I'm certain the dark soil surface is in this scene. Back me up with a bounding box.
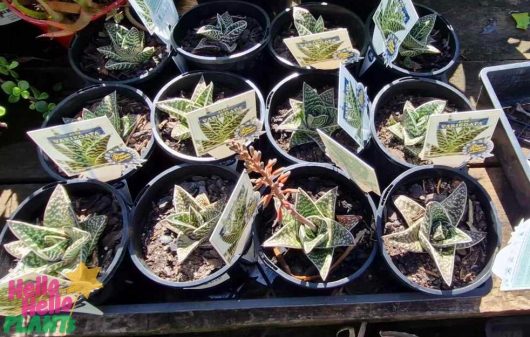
[505,102,530,146]
[270,85,359,163]
[273,19,358,65]
[79,19,168,81]
[383,178,489,290]
[375,95,459,165]
[395,28,453,72]
[261,175,374,283]
[142,175,235,282]
[180,15,264,57]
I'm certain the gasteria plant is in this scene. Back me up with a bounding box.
[275,83,338,150]
[161,186,224,262]
[97,22,155,71]
[156,76,214,141]
[195,11,248,53]
[3,185,107,278]
[229,142,368,281]
[382,182,486,286]
[293,7,325,36]
[399,14,441,59]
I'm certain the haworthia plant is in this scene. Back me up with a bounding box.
[399,14,440,58]
[430,124,489,156]
[162,186,224,262]
[97,22,155,71]
[3,185,107,279]
[70,91,138,140]
[387,99,447,157]
[382,182,487,286]
[156,76,214,141]
[52,133,113,173]
[195,12,247,53]
[263,187,363,281]
[275,82,339,150]
[293,7,325,36]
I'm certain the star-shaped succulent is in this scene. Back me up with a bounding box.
[194,12,248,53]
[382,182,487,286]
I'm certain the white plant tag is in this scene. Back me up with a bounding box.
[337,64,370,151]
[0,3,20,26]
[372,0,419,65]
[420,109,501,166]
[128,0,179,45]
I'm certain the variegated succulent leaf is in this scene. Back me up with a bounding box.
[196,11,247,53]
[43,184,78,229]
[399,14,441,58]
[293,7,325,36]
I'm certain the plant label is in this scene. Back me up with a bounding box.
[128,0,179,45]
[372,0,419,65]
[420,109,501,166]
[210,172,260,264]
[27,116,144,182]
[337,64,370,151]
[283,28,359,70]
[318,130,381,195]
[187,90,261,159]
[0,3,20,26]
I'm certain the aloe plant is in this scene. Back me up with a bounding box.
[293,7,325,36]
[430,124,489,156]
[97,22,155,71]
[52,133,112,174]
[263,187,363,280]
[387,99,447,156]
[382,182,486,286]
[3,185,107,279]
[162,186,224,262]
[194,12,247,53]
[399,14,440,58]
[156,76,214,141]
[275,82,338,150]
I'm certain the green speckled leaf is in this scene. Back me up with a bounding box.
[393,195,425,227]
[43,185,77,229]
[3,241,30,259]
[440,182,467,226]
[79,215,107,256]
[419,229,455,286]
[306,248,334,281]
[176,234,202,263]
[263,220,303,249]
[314,187,338,219]
[295,188,321,218]
[382,219,423,253]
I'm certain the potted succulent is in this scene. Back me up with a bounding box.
[231,143,377,289]
[152,71,265,164]
[268,3,367,83]
[69,15,174,90]
[0,180,129,304]
[377,166,501,295]
[171,1,270,80]
[37,84,154,183]
[266,72,365,164]
[369,77,473,185]
[129,164,254,290]
[197,0,291,18]
[5,0,126,46]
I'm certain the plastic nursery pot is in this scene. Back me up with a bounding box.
[268,2,367,83]
[69,17,175,92]
[368,77,473,187]
[255,162,378,290]
[196,0,291,19]
[129,164,249,291]
[300,0,380,21]
[5,0,126,48]
[152,70,266,164]
[38,84,155,184]
[361,4,460,94]
[171,1,270,80]
[0,180,130,304]
[265,71,370,165]
[376,165,501,296]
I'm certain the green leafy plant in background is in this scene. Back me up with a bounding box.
[162,186,224,262]
[399,14,440,60]
[430,124,489,156]
[97,22,155,71]
[196,108,248,153]
[293,7,325,36]
[195,12,247,53]
[156,76,214,141]
[382,182,486,286]
[3,185,107,279]
[52,133,113,173]
[275,82,338,150]
[387,99,446,157]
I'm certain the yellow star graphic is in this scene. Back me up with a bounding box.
[65,262,103,298]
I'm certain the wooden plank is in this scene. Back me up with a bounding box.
[0,142,52,184]
[0,184,44,228]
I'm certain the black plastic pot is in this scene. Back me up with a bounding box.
[152,70,265,164]
[267,2,367,84]
[360,4,460,95]
[368,77,473,188]
[197,0,290,19]
[376,165,501,296]
[129,164,251,291]
[171,1,270,84]
[69,18,176,95]
[38,84,155,185]
[300,0,380,21]
[0,180,130,304]
[255,162,378,290]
